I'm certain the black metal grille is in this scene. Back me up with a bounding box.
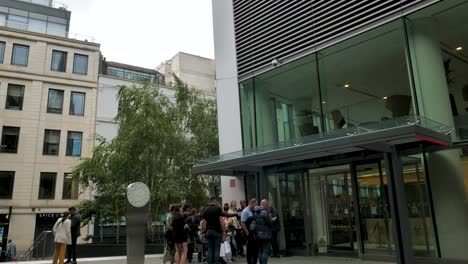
[233,0,434,77]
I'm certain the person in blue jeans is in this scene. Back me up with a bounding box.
[203,197,225,264]
[255,199,273,264]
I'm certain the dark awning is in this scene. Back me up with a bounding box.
[193,116,452,176]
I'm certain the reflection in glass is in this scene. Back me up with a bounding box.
[11,44,29,66]
[63,173,79,199]
[401,156,436,257]
[253,54,321,147]
[47,89,64,114]
[51,50,67,72]
[240,79,256,149]
[356,162,395,255]
[66,131,82,157]
[318,20,413,131]
[73,54,88,75]
[70,92,85,116]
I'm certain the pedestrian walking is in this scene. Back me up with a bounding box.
[241,198,259,264]
[172,204,189,264]
[256,199,273,264]
[53,212,71,264]
[270,207,280,258]
[203,197,225,264]
[66,207,81,264]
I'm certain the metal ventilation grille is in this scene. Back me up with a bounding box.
[233,0,430,77]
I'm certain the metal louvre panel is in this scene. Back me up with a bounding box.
[233,0,428,77]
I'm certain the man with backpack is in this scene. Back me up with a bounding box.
[255,200,273,264]
[241,198,258,264]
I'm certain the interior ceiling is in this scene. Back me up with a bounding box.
[260,26,410,110]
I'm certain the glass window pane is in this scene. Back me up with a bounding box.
[28,18,46,34]
[318,20,413,131]
[43,129,60,155]
[11,44,29,66]
[73,54,88,75]
[63,173,79,199]
[7,14,27,30]
[51,50,67,72]
[0,14,6,27]
[406,1,468,142]
[0,171,15,199]
[39,172,56,199]
[0,41,5,63]
[47,89,64,114]
[47,22,66,37]
[66,131,82,157]
[1,126,20,153]
[240,79,256,149]
[70,92,85,116]
[5,84,25,110]
[252,54,322,147]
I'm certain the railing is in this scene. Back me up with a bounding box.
[14,0,68,9]
[195,115,452,165]
[0,19,95,42]
[20,230,53,261]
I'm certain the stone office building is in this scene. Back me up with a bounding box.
[0,0,100,253]
[195,0,468,263]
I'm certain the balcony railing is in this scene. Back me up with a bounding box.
[15,0,68,9]
[0,19,95,42]
[195,115,452,165]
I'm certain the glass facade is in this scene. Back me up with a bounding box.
[107,67,165,85]
[240,20,414,149]
[0,6,67,37]
[236,0,468,261]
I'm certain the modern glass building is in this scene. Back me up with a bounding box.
[197,0,468,263]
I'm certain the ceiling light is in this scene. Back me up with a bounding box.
[456,47,463,51]
[322,101,326,104]
[383,96,388,100]
[344,84,350,88]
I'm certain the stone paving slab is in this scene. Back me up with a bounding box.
[6,254,395,264]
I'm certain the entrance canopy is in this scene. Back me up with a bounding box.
[193,116,452,176]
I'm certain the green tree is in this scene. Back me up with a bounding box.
[74,76,218,241]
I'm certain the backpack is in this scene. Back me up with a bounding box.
[254,209,272,241]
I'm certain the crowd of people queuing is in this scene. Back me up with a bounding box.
[162,197,281,264]
[51,207,82,264]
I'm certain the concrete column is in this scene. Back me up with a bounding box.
[212,0,245,202]
[408,18,468,259]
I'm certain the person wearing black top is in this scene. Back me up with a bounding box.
[270,207,281,258]
[203,197,225,264]
[172,204,189,264]
[66,207,81,264]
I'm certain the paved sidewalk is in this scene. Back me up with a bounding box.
[6,254,395,264]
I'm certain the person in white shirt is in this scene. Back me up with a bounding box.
[52,212,71,264]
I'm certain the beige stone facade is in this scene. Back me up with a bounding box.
[0,27,100,252]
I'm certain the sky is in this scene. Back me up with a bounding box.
[60,0,215,69]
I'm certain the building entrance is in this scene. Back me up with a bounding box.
[267,155,436,259]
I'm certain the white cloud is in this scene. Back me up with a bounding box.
[61,0,214,69]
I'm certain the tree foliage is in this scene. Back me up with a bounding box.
[74,76,218,238]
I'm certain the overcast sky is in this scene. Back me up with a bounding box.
[60,0,214,69]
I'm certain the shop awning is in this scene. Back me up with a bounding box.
[193,116,452,176]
